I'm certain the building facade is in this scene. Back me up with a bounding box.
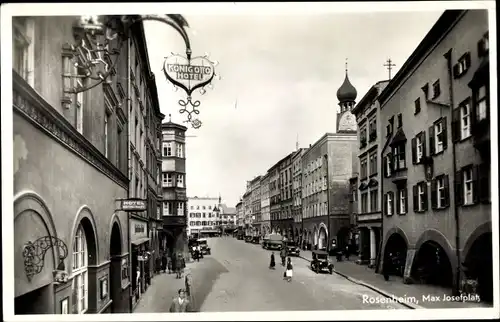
[301,68,358,251]
[187,197,221,237]
[220,204,237,233]
[269,159,282,234]
[379,10,491,300]
[13,16,134,314]
[160,121,188,262]
[351,80,389,267]
[235,200,244,228]
[242,185,252,235]
[260,173,271,236]
[127,22,165,310]
[292,148,306,244]
[278,153,294,240]
[250,176,262,236]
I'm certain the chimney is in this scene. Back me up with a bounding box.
[309,144,312,148]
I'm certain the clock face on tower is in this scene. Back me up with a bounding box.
[338,111,357,132]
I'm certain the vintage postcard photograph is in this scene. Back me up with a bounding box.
[1,1,498,321]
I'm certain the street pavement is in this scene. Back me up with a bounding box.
[134,236,409,312]
[199,236,408,311]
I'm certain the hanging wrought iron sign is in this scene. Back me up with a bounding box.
[163,53,218,129]
[22,236,69,282]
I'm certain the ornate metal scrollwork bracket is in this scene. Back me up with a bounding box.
[178,96,203,129]
[22,236,69,282]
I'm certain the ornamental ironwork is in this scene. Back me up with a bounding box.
[22,236,68,281]
[64,15,219,129]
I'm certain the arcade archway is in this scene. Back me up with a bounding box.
[383,233,408,277]
[318,226,327,250]
[463,232,492,302]
[109,222,122,313]
[411,240,453,287]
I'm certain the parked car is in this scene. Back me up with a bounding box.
[285,241,300,256]
[198,238,211,255]
[252,236,260,244]
[310,250,334,274]
[244,235,253,243]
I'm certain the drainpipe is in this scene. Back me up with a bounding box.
[444,48,461,296]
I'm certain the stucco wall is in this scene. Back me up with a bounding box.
[14,113,129,298]
[381,10,489,257]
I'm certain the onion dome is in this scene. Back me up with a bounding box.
[337,72,357,103]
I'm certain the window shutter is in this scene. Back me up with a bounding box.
[442,117,448,150]
[472,165,479,204]
[452,108,461,142]
[465,52,472,69]
[454,170,463,206]
[383,193,387,215]
[404,188,408,214]
[444,175,450,208]
[413,185,418,212]
[390,192,395,215]
[453,64,460,78]
[411,137,417,164]
[396,190,401,215]
[421,131,427,158]
[478,163,490,203]
[422,183,428,211]
[383,156,388,177]
[431,179,437,209]
[429,125,435,155]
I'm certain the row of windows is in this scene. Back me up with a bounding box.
[162,142,185,158]
[360,189,379,213]
[360,151,378,179]
[304,157,324,177]
[161,172,184,188]
[303,176,327,197]
[359,116,377,148]
[384,164,489,216]
[189,204,215,210]
[302,202,328,219]
[189,212,220,218]
[188,221,223,226]
[163,202,185,216]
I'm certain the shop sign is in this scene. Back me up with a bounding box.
[163,54,215,96]
[120,199,147,212]
[130,218,148,241]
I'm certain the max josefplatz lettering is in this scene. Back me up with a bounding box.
[167,63,213,81]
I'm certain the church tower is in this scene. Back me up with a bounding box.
[336,59,358,133]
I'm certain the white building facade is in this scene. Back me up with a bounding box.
[187,197,220,236]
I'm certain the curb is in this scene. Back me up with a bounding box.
[298,255,423,310]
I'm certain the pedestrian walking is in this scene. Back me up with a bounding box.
[185,273,192,297]
[345,245,350,260]
[285,257,293,282]
[169,288,192,312]
[155,255,161,274]
[280,247,287,266]
[176,253,184,279]
[269,252,276,270]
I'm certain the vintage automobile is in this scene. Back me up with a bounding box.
[252,236,260,244]
[198,238,211,255]
[310,250,334,274]
[244,235,253,243]
[285,241,300,256]
[263,233,283,250]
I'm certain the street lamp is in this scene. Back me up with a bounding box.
[65,15,218,129]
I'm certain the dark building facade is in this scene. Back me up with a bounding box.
[278,152,295,240]
[160,121,189,261]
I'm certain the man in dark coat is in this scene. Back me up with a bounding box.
[269,252,276,269]
[161,254,168,273]
[280,247,287,266]
[171,254,177,276]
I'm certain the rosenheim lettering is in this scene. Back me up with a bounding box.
[167,64,212,81]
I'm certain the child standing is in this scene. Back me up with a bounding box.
[285,257,293,282]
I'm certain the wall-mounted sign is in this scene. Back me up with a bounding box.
[130,218,148,241]
[163,54,215,96]
[162,53,218,130]
[121,199,147,212]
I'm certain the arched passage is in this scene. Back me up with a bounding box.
[463,232,492,302]
[318,226,327,250]
[411,240,453,287]
[109,222,122,312]
[383,233,408,277]
[313,226,318,248]
[336,226,351,249]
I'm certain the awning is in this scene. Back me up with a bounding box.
[131,237,150,246]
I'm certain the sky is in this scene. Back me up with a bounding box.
[143,10,444,208]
